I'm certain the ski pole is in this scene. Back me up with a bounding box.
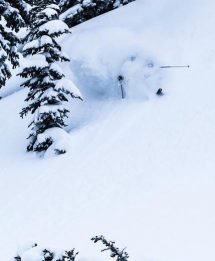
[160,65,190,69]
[118,75,125,99]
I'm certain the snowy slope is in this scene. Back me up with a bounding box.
[0,0,215,260]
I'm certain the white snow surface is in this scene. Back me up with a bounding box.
[55,78,83,99]
[60,4,83,20]
[41,7,58,18]
[39,20,70,35]
[1,0,215,261]
[35,127,72,158]
[40,35,53,47]
[23,39,40,51]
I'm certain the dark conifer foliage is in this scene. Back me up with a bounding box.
[8,0,31,26]
[0,0,25,31]
[0,0,25,90]
[14,244,79,261]
[58,249,79,261]
[19,2,82,155]
[60,0,135,28]
[91,235,129,261]
[60,0,79,12]
[0,26,13,88]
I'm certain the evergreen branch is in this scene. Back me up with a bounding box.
[91,235,129,261]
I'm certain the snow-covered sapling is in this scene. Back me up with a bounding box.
[42,249,55,261]
[58,249,79,261]
[91,235,129,261]
[19,2,82,155]
[14,244,79,261]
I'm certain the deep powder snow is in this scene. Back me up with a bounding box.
[0,0,215,260]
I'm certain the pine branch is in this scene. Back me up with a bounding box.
[91,235,129,261]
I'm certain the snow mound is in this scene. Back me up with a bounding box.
[55,78,83,99]
[39,20,70,35]
[34,127,72,158]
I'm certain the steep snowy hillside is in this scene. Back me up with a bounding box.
[0,0,215,260]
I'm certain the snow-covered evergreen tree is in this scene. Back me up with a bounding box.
[60,0,135,27]
[19,2,82,156]
[0,0,25,90]
[8,0,32,26]
[60,0,79,12]
[0,25,12,89]
[0,0,25,31]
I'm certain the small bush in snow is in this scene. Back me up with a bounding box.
[13,236,128,261]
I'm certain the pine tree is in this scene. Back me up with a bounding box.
[19,2,82,155]
[0,0,25,90]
